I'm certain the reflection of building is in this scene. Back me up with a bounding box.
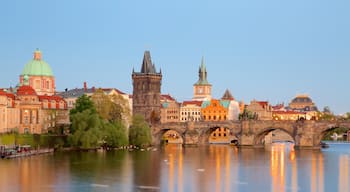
[209,127,233,144]
[193,58,212,101]
[246,100,273,120]
[132,51,162,123]
[180,101,202,122]
[0,50,68,134]
[160,94,180,123]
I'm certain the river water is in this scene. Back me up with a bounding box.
[0,143,349,192]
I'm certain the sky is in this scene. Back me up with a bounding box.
[1,0,349,114]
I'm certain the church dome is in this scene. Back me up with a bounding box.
[21,49,53,77]
[291,95,313,103]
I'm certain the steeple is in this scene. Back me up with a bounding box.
[195,56,210,85]
[221,89,235,100]
[141,51,158,74]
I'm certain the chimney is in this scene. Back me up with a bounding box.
[84,82,87,92]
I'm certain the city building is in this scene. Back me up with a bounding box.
[132,51,162,123]
[201,99,228,121]
[180,101,202,122]
[246,100,273,120]
[288,94,318,120]
[0,50,68,134]
[19,49,55,96]
[193,58,212,101]
[160,94,180,123]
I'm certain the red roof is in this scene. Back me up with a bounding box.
[161,94,176,101]
[39,95,65,102]
[182,100,203,107]
[16,85,37,96]
[0,89,7,96]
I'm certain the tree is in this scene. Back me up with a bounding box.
[69,94,96,134]
[129,114,152,148]
[101,121,128,148]
[69,109,102,149]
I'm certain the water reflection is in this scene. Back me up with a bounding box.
[0,143,349,191]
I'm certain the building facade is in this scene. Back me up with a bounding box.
[201,99,228,121]
[160,94,180,123]
[132,51,162,123]
[246,100,273,120]
[0,50,68,134]
[180,101,202,122]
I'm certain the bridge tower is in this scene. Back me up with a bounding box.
[132,51,162,123]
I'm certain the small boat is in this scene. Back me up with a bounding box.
[1,145,54,159]
[320,142,329,148]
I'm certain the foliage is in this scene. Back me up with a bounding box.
[0,134,66,148]
[91,89,131,125]
[101,121,128,148]
[318,111,336,121]
[70,94,96,117]
[239,108,256,120]
[129,114,152,148]
[69,109,102,149]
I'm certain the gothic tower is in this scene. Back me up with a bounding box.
[193,57,212,101]
[132,51,162,123]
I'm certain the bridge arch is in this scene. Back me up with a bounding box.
[154,128,184,145]
[253,127,295,147]
[316,124,350,145]
[199,126,239,145]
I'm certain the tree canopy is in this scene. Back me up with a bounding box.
[129,114,152,148]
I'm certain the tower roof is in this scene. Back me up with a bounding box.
[21,49,53,77]
[195,57,210,85]
[221,89,235,100]
[140,51,158,74]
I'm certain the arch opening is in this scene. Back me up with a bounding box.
[161,129,183,144]
[200,126,237,145]
[254,128,295,147]
[320,126,350,143]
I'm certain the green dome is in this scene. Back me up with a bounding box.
[21,50,54,77]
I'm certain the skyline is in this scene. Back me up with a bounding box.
[1,0,349,114]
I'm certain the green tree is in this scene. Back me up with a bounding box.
[69,94,96,133]
[69,109,102,149]
[101,121,128,148]
[129,114,152,148]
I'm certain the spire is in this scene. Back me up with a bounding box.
[141,51,158,74]
[33,48,42,60]
[195,56,209,85]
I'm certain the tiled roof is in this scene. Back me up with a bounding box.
[16,85,37,96]
[182,100,203,107]
[161,94,176,101]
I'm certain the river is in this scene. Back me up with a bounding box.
[0,143,349,192]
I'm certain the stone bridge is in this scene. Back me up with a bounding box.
[151,120,350,149]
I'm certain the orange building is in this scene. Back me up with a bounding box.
[201,99,228,121]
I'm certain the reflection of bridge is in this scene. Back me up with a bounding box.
[152,120,350,149]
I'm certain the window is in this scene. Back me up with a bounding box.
[46,81,50,89]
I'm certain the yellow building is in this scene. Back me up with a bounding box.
[201,99,228,121]
[272,111,306,121]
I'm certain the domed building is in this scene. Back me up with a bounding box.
[19,49,55,96]
[288,94,318,111]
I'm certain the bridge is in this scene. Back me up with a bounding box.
[151,120,350,149]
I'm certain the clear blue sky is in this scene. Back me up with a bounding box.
[1,0,349,114]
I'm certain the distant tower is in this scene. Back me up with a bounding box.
[132,51,162,123]
[193,57,212,101]
[20,49,55,96]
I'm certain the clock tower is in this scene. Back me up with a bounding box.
[193,57,212,101]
